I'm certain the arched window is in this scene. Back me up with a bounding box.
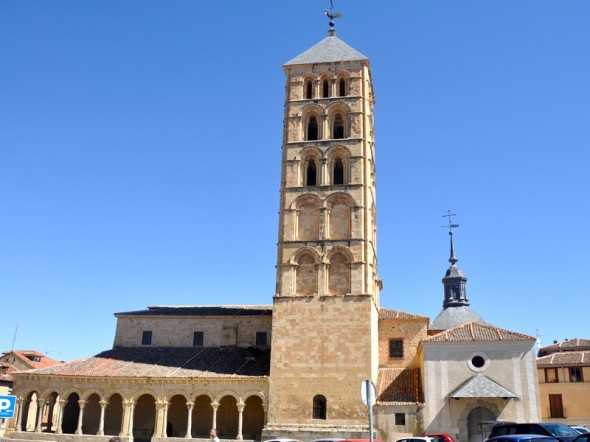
[339,78,347,96]
[329,252,350,295]
[313,395,327,420]
[333,157,344,185]
[305,79,313,99]
[322,79,330,98]
[307,116,319,141]
[333,113,344,139]
[305,159,317,186]
[296,254,317,296]
[298,203,319,240]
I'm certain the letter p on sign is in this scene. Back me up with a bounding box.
[0,395,16,418]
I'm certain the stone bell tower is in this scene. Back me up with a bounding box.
[265,16,381,439]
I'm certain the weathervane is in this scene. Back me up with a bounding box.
[442,210,459,265]
[324,0,342,31]
[442,210,459,236]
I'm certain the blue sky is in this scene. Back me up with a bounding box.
[1,1,588,362]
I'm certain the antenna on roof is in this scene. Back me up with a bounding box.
[11,322,18,351]
[324,0,342,35]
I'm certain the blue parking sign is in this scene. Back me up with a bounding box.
[0,395,16,418]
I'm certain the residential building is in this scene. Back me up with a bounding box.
[537,338,590,426]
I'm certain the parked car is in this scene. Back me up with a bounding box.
[571,428,590,435]
[263,439,301,442]
[310,439,347,442]
[424,433,454,442]
[486,435,560,442]
[573,434,590,442]
[396,437,434,442]
[487,422,580,442]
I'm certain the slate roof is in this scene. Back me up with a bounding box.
[115,305,272,317]
[450,373,517,398]
[376,368,423,405]
[537,350,590,367]
[425,321,535,343]
[19,346,271,379]
[430,306,487,331]
[284,35,368,66]
[379,308,429,320]
[538,338,590,357]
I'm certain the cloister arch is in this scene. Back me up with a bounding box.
[216,394,239,439]
[132,393,156,442]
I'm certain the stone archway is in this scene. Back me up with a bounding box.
[467,407,495,442]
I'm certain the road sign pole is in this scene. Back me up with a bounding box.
[366,381,374,442]
[361,380,376,442]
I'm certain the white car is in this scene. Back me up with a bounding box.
[396,438,435,442]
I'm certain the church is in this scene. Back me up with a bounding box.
[5,15,541,442]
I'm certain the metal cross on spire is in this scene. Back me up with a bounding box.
[442,210,460,265]
[442,210,460,235]
[324,0,342,34]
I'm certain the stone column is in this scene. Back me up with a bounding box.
[121,399,134,437]
[154,400,167,437]
[98,400,107,435]
[34,398,45,433]
[236,402,244,441]
[321,158,328,185]
[15,397,24,431]
[56,399,66,434]
[75,399,86,435]
[185,402,194,438]
[321,114,328,140]
[211,401,219,431]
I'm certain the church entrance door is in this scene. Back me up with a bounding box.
[467,407,495,442]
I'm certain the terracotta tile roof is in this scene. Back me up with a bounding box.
[1,363,16,382]
[424,321,535,343]
[18,346,270,379]
[537,350,590,367]
[538,338,590,357]
[376,368,423,405]
[379,308,429,320]
[115,305,273,317]
[3,350,64,369]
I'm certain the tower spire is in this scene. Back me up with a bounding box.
[324,0,342,36]
[442,210,459,265]
[440,210,468,308]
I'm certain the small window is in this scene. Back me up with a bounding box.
[333,157,344,185]
[389,339,403,358]
[570,367,583,382]
[306,160,317,186]
[339,78,347,96]
[256,332,268,347]
[305,80,313,99]
[307,116,319,141]
[313,395,326,419]
[395,413,405,425]
[545,367,558,383]
[471,355,485,368]
[333,113,344,139]
[322,79,330,98]
[142,331,152,346]
[193,331,204,346]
